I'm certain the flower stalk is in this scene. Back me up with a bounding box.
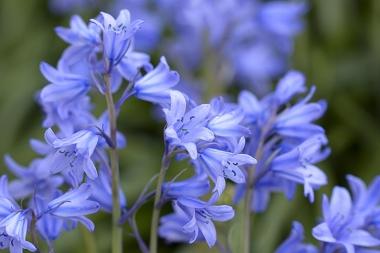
[149,147,171,253]
[104,74,123,253]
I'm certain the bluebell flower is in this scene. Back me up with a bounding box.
[91,10,143,69]
[129,57,179,105]
[275,221,317,253]
[0,176,36,253]
[4,155,64,199]
[41,184,100,232]
[207,97,250,138]
[163,90,214,159]
[117,50,152,81]
[312,186,380,253]
[88,167,127,213]
[195,139,257,195]
[44,128,100,187]
[40,62,91,104]
[270,134,328,202]
[159,197,234,247]
[273,70,306,106]
[162,175,210,200]
[274,87,327,139]
[55,15,100,48]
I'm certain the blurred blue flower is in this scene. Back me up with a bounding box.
[312,185,380,253]
[275,221,317,253]
[159,197,234,247]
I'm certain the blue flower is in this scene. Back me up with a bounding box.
[275,221,317,253]
[4,155,63,199]
[55,15,100,47]
[42,184,100,232]
[196,138,257,195]
[207,97,250,138]
[270,134,328,202]
[129,57,179,105]
[273,70,306,106]
[0,176,36,253]
[40,62,91,105]
[274,87,327,140]
[163,90,214,159]
[162,175,210,200]
[312,186,380,253]
[91,10,143,69]
[159,197,234,247]
[44,128,100,187]
[88,167,127,213]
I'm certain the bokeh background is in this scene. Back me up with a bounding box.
[0,0,380,252]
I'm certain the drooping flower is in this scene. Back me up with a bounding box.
[270,134,329,202]
[159,197,234,247]
[128,57,179,105]
[44,128,100,187]
[41,184,100,232]
[275,221,317,253]
[4,155,63,199]
[88,167,127,213]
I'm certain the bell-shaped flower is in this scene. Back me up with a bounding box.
[128,57,179,105]
[312,187,380,253]
[273,70,306,106]
[0,176,36,253]
[271,134,328,202]
[162,175,210,200]
[207,97,250,138]
[4,155,64,199]
[56,15,101,47]
[163,91,214,159]
[275,221,317,253]
[91,10,143,68]
[40,62,91,107]
[274,87,326,140]
[43,184,100,232]
[159,197,234,247]
[117,50,153,81]
[88,167,127,213]
[196,138,257,195]
[44,128,100,187]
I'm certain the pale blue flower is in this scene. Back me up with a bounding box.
[275,221,317,253]
[91,10,143,69]
[159,197,234,247]
[44,128,100,187]
[163,90,214,159]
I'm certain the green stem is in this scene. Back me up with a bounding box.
[149,150,171,253]
[104,74,123,253]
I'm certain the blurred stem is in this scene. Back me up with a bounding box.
[80,225,98,253]
[104,74,123,253]
[149,148,171,253]
[31,212,41,253]
[242,114,275,253]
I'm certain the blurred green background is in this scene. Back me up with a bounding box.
[0,0,380,252]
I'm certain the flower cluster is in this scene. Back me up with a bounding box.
[233,70,329,212]
[0,9,180,252]
[51,0,307,95]
[4,3,379,253]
